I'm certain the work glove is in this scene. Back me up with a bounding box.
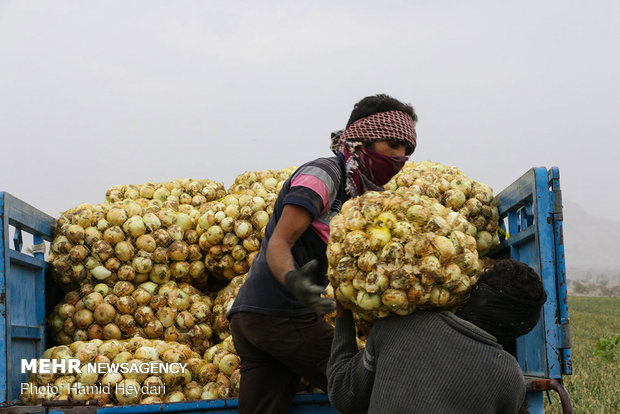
[284,259,335,315]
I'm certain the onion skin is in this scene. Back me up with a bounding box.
[103,324,122,340]
[116,296,137,314]
[113,281,135,297]
[87,324,104,340]
[73,309,94,329]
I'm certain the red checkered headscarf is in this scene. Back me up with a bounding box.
[335,110,417,155]
[331,110,417,197]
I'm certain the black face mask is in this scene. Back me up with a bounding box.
[455,283,547,342]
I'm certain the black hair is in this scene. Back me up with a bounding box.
[346,94,417,127]
[455,258,547,345]
[478,259,547,303]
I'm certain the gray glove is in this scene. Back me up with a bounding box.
[284,259,335,315]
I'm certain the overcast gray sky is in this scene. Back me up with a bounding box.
[1,0,618,221]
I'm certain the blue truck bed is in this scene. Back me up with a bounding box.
[0,166,572,413]
[492,167,572,413]
[0,192,55,408]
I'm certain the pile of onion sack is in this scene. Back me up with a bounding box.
[327,188,491,331]
[385,161,500,254]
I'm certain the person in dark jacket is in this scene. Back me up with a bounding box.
[327,258,547,414]
[228,94,418,414]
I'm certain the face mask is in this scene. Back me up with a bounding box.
[357,146,408,186]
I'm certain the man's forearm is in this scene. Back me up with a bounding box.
[266,236,297,284]
[265,204,313,284]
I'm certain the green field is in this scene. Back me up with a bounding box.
[544,296,619,414]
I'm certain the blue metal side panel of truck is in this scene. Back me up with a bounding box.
[0,194,5,403]
[45,394,337,413]
[493,167,571,414]
[0,192,56,406]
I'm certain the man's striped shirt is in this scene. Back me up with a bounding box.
[229,156,348,317]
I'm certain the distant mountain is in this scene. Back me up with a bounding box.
[561,199,620,279]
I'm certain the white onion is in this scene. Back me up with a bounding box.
[94,283,110,297]
[132,256,153,274]
[234,220,252,238]
[134,346,159,361]
[115,379,141,405]
[123,216,146,239]
[206,226,224,245]
[139,281,159,295]
[66,225,85,243]
[114,241,134,262]
[91,265,112,281]
[167,225,184,242]
[175,213,194,231]
[136,235,157,252]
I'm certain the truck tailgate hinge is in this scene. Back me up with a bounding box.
[552,189,563,221]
